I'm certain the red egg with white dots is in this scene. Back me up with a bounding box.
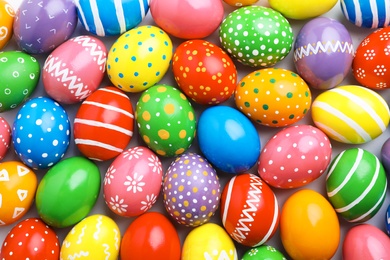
[0,116,11,160]
[258,124,332,189]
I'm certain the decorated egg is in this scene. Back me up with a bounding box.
[35,156,100,228]
[221,173,279,247]
[312,85,390,144]
[182,223,237,260]
[235,68,311,127]
[74,86,134,161]
[0,218,59,260]
[103,146,162,217]
[163,152,221,227]
[258,125,332,189]
[0,0,15,50]
[326,148,387,222]
[380,137,390,174]
[150,0,224,39]
[60,215,121,260]
[107,25,173,93]
[172,39,237,105]
[0,161,37,226]
[135,84,196,157]
[280,189,340,260]
[13,0,77,54]
[352,27,390,89]
[75,0,149,36]
[12,96,70,169]
[219,6,293,67]
[269,0,338,19]
[120,212,181,260]
[386,204,390,235]
[0,116,11,160]
[223,0,259,7]
[341,0,390,28]
[293,17,354,90]
[0,51,40,112]
[42,35,107,104]
[241,245,287,260]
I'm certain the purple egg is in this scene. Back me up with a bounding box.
[380,137,390,175]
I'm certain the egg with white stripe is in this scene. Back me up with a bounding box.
[326,148,387,222]
[311,85,390,144]
[340,0,390,28]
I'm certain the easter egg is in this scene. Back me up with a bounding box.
[13,0,77,54]
[0,51,40,112]
[135,85,196,157]
[60,215,121,260]
[163,152,221,227]
[0,161,37,226]
[241,245,286,260]
[103,146,162,217]
[258,125,332,189]
[380,137,390,174]
[0,116,11,160]
[120,212,181,260]
[223,0,259,7]
[0,218,60,260]
[386,204,390,235]
[235,68,311,127]
[269,0,338,20]
[219,6,293,67]
[35,156,100,228]
[107,25,173,93]
[182,223,237,260]
[75,0,149,36]
[326,148,387,222]
[293,17,354,90]
[74,86,134,161]
[312,85,390,144]
[343,224,390,259]
[197,106,260,174]
[12,96,71,169]
[280,189,340,260]
[172,39,237,105]
[0,0,15,50]
[150,0,224,39]
[341,0,390,28]
[221,173,279,247]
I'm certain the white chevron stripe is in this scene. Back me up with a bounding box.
[74,118,133,136]
[75,139,124,153]
[90,0,105,36]
[114,0,126,34]
[294,41,353,61]
[82,101,134,118]
[72,36,107,71]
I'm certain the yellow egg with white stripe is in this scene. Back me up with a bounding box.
[311,85,390,144]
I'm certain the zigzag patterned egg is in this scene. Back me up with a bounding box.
[220,173,280,247]
[341,0,390,28]
[42,35,107,104]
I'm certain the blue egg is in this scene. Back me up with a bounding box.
[341,0,390,28]
[12,97,71,169]
[386,204,390,236]
[197,106,260,174]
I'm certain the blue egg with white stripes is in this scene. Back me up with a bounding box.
[75,0,150,36]
[386,204,390,235]
[341,0,390,28]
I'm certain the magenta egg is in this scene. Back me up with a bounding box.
[0,116,11,160]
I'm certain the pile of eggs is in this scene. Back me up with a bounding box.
[0,0,390,259]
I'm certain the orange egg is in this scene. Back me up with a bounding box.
[0,0,15,50]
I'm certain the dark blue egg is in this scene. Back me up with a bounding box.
[386,204,390,236]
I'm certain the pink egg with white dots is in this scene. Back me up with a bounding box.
[0,116,11,161]
[258,124,332,189]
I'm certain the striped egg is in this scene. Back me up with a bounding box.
[311,85,390,144]
[340,0,390,28]
[326,148,388,222]
[74,86,134,161]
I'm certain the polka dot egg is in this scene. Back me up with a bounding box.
[163,152,221,227]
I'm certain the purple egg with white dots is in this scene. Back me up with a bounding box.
[163,152,221,227]
[12,96,71,169]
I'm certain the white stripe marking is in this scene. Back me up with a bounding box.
[74,0,89,31]
[75,139,124,153]
[222,176,236,225]
[314,121,350,143]
[254,194,279,247]
[83,101,134,118]
[385,0,390,27]
[99,87,129,99]
[114,0,126,33]
[90,1,105,36]
[139,0,146,18]
[353,0,363,26]
[74,118,133,136]
[326,150,346,181]
[370,0,379,28]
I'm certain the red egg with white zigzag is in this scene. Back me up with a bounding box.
[220,173,280,247]
[73,86,134,161]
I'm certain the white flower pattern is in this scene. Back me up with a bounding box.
[122,147,143,160]
[104,165,116,186]
[124,172,145,193]
[140,193,157,212]
[109,195,128,214]
[148,154,162,175]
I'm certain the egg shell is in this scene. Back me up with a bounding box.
[13,0,77,54]
[269,0,337,19]
[293,17,354,90]
[380,137,390,175]
[241,245,286,260]
[35,156,100,228]
[182,223,238,260]
[341,0,390,28]
[135,84,196,157]
[120,212,181,260]
[235,68,311,127]
[0,218,59,259]
[42,35,107,104]
[0,0,15,50]
[280,189,340,260]
[311,85,390,144]
[12,96,71,169]
[107,25,173,93]
[0,51,40,112]
[60,214,121,260]
[386,204,390,236]
[0,161,37,226]
[326,148,387,222]
[0,116,11,160]
[103,146,162,217]
[74,86,134,161]
[223,0,259,7]
[163,152,221,227]
[75,0,149,37]
[258,124,332,189]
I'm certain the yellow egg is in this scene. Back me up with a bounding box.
[268,0,338,20]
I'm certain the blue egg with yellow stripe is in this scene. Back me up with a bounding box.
[340,0,390,28]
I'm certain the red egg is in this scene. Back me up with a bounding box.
[0,116,11,160]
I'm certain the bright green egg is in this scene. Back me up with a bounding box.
[242,245,287,260]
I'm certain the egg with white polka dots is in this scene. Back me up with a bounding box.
[258,124,332,189]
[163,152,221,227]
[12,96,71,169]
[0,116,11,160]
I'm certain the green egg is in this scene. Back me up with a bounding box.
[242,245,287,260]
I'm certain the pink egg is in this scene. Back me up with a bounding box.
[258,125,332,189]
[0,116,11,160]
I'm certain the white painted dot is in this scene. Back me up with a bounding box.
[53,140,58,146]
[36,119,42,125]
[42,153,48,158]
